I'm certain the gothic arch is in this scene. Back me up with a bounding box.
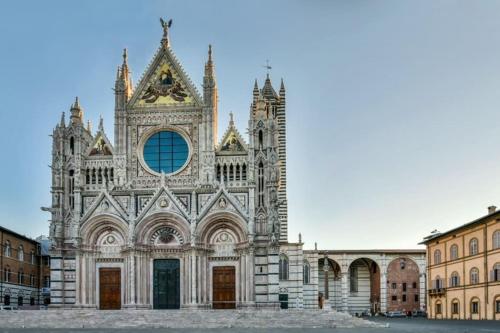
[80,213,129,246]
[197,211,247,245]
[135,211,190,246]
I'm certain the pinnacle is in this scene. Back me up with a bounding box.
[98,115,104,132]
[60,112,66,127]
[253,79,259,90]
[72,96,80,109]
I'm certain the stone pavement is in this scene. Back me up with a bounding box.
[0,309,383,329]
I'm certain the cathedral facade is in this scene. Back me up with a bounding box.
[47,21,302,309]
[46,21,427,313]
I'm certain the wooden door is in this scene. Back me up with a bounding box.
[213,266,235,309]
[99,268,121,310]
[153,259,180,309]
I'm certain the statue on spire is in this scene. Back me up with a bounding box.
[160,18,173,44]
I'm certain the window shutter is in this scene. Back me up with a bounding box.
[490,270,494,282]
[457,276,460,286]
[432,280,436,289]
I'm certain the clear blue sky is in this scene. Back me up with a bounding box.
[2,0,500,249]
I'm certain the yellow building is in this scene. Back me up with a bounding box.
[422,206,500,320]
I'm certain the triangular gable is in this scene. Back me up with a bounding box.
[80,190,128,223]
[217,115,248,154]
[135,185,191,222]
[86,131,114,157]
[197,185,248,222]
[129,44,202,107]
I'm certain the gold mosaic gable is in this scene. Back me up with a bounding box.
[220,131,245,152]
[133,59,194,107]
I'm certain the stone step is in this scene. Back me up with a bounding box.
[0,309,382,329]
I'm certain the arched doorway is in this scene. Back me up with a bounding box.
[318,257,341,309]
[348,258,380,315]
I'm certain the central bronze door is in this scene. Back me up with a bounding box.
[213,266,236,309]
[153,259,180,309]
[99,268,121,310]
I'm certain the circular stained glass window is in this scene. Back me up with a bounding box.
[143,131,189,174]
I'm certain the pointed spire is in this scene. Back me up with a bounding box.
[262,75,277,99]
[120,48,129,80]
[116,66,121,80]
[280,78,285,92]
[253,79,259,93]
[229,112,234,126]
[98,115,104,132]
[73,96,80,109]
[204,44,215,78]
[60,112,66,128]
[87,120,92,133]
[70,96,83,124]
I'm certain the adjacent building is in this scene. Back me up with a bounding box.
[0,227,51,308]
[422,206,500,320]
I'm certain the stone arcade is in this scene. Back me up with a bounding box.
[45,20,426,312]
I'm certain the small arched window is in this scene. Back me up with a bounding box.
[469,238,478,256]
[450,271,460,287]
[4,265,10,282]
[451,299,460,314]
[4,240,11,257]
[258,162,264,207]
[69,136,74,155]
[434,275,443,289]
[242,163,247,180]
[450,244,459,260]
[303,260,310,284]
[31,250,35,265]
[18,270,23,284]
[435,300,442,314]
[470,267,479,284]
[470,297,479,314]
[493,230,500,250]
[279,254,289,281]
[493,263,500,282]
[434,249,441,265]
[18,245,24,261]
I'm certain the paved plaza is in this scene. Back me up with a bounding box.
[0,312,499,333]
[0,318,499,333]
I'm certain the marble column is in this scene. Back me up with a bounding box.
[341,272,349,312]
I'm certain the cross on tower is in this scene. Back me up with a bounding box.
[262,59,272,75]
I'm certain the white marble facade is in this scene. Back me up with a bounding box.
[45,20,426,311]
[47,21,290,309]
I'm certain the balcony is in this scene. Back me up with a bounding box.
[428,288,446,296]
